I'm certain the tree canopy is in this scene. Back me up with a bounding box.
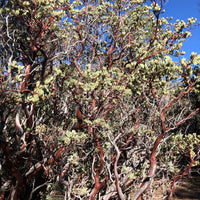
[0,0,200,199]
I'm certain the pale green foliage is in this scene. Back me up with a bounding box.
[59,130,87,145]
[159,132,200,174]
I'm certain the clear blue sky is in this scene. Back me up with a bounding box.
[162,0,200,59]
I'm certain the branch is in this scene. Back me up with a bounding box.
[108,133,125,200]
[167,144,200,199]
[0,138,24,200]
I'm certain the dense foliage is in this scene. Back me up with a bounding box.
[0,0,200,199]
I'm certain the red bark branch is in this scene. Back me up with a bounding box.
[90,129,107,200]
[0,139,24,200]
[167,144,200,199]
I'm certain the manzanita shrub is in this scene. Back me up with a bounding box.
[0,0,200,199]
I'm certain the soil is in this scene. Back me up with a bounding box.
[130,175,200,200]
[171,175,200,200]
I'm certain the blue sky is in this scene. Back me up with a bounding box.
[162,0,200,59]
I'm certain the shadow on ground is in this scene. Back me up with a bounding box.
[172,175,200,200]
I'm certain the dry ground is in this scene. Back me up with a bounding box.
[130,174,200,200]
[171,175,200,200]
